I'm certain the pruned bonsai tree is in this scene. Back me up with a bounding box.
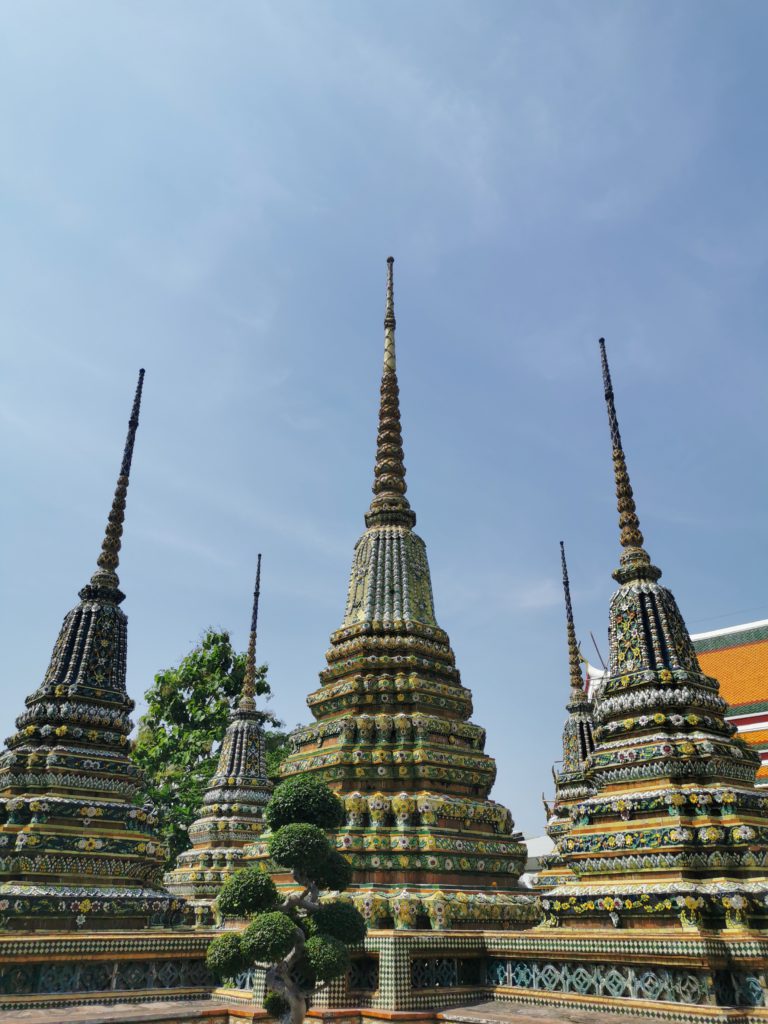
[206,774,366,1024]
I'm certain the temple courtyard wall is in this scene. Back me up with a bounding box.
[4,926,768,1021]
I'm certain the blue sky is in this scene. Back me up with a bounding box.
[1,2,767,836]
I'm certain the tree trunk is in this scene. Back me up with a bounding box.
[266,927,309,1024]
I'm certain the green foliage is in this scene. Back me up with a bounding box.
[206,776,365,1022]
[206,932,246,981]
[303,935,350,982]
[218,867,279,918]
[266,732,292,782]
[265,774,345,832]
[268,823,332,874]
[263,992,289,1020]
[132,628,286,865]
[310,901,366,944]
[241,911,297,962]
[312,848,353,892]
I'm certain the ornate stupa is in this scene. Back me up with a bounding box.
[165,555,272,922]
[0,371,183,931]
[542,340,768,931]
[271,259,535,931]
[533,543,595,891]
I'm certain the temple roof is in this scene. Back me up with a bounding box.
[692,619,768,784]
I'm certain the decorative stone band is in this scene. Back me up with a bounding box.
[307,674,473,719]
[331,617,451,647]
[334,831,525,857]
[345,850,524,877]
[340,888,538,931]
[556,849,768,877]
[541,878,768,931]
[589,735,759,773]
[342,790,513,831]
[327,621,455,658]
[0,796,159,831]
[595,682,729,721]
[279,748,497,791]
[0,883,188,930]
[290,713,486,751]
[0,767,143,798]
[321,649,459,689]
[11,699,134,740]
[572,785,768,823]
[602,666,719,697]
[559,822,768,857]
[594,712,736,743]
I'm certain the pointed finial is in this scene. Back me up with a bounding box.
[599,340,660,583]
[89,369,145,594]
[560,542,587,704]
[384,256,396,372]
[240,554,262,711]
[366,258,415,528]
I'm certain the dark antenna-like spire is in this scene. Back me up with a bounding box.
[560,542,586,703]
[599,339,660,583]
[90,368,145,592]
[366,257,415,529]
[240,554,262,711]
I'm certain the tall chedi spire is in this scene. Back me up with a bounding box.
[0,371,183,930]
[165,556,272,924]
[268,259,536,931]
[533,544,595,891]
[541,340,768,933]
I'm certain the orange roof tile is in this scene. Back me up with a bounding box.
[730,728,768,747]
[696,638,768,712]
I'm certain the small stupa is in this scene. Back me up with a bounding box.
[542,340,768,931]
[267,259,536,931]
[0,371,182,930]
[533,542,595,891]
[165,556,272,922]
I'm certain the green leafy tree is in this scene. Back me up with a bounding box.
[206,776,365,1024]
[133,628,290,866]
